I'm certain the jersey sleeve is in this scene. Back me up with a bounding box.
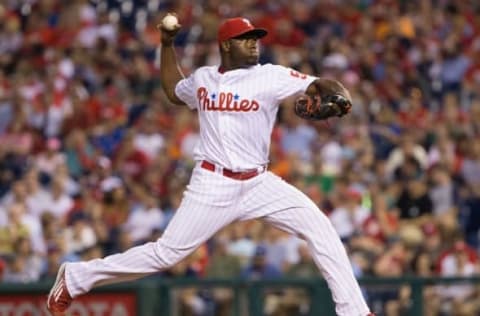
[270,65,317,101]
[175,74,197,110]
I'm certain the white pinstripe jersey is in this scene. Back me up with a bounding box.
[175,64,316,171]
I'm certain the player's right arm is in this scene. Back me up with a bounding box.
[158,16,186,106]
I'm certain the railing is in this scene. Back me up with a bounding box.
[0,276,479,315]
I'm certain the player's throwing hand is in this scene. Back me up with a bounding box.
[157,13,181,45]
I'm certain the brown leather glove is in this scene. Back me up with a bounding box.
[294,94,352,121]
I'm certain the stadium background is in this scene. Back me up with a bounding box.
[1,0,480,315]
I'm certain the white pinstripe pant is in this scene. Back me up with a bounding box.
[65,165,370,316]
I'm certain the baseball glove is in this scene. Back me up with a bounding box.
[294,94,352,121]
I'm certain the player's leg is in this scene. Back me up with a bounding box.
[241,172,371,316]
[64,197,235,296]
[48,166,242,314]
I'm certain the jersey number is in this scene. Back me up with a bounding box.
[290,70,307,80]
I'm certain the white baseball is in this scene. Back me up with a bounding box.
[162,15,178,30]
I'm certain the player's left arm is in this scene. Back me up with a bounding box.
[295,78,353,121]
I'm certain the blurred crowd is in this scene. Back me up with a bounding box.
[1,0,480,315]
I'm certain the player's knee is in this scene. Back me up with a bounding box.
[302,207,337,238]
[154,239,190,268]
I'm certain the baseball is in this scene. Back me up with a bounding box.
[162,14,178,30]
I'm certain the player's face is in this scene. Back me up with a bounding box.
[229,35,260,66]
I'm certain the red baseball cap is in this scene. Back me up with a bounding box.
[218,17,267,42]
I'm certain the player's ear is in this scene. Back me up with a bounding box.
[220,40,231,52]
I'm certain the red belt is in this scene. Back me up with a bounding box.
[200,161,264,181]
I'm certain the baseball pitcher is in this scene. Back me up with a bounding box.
[48,15,373,316]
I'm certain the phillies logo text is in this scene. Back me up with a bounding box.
[197,87,259,112]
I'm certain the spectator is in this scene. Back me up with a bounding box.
[11,237,42,281]
[0,203,30,256]
[277,243,320,316]
[436,240,480,315]
[241,245,282,280]
[205,237,242,316]
[113,130,151,182]
[429,164,456,218]
[22,168,50,217]
[63,129,96,178]
[279,111,317,162]
[122,193,164,244]
[40,244,63,281]
[44,176,74,221]
[427,126,456,170]
[63,212,96,255]
[226,222,258,267]
[241,245,283,316]
[133,111,165,161]
[420,222,443,264]
[329,187,370,241]
[100,179,130,232]
[385,133,428,179]
[460,138,480,190]
[35,138,66,178]
[396,175,433,225]
[262,226,293,273]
